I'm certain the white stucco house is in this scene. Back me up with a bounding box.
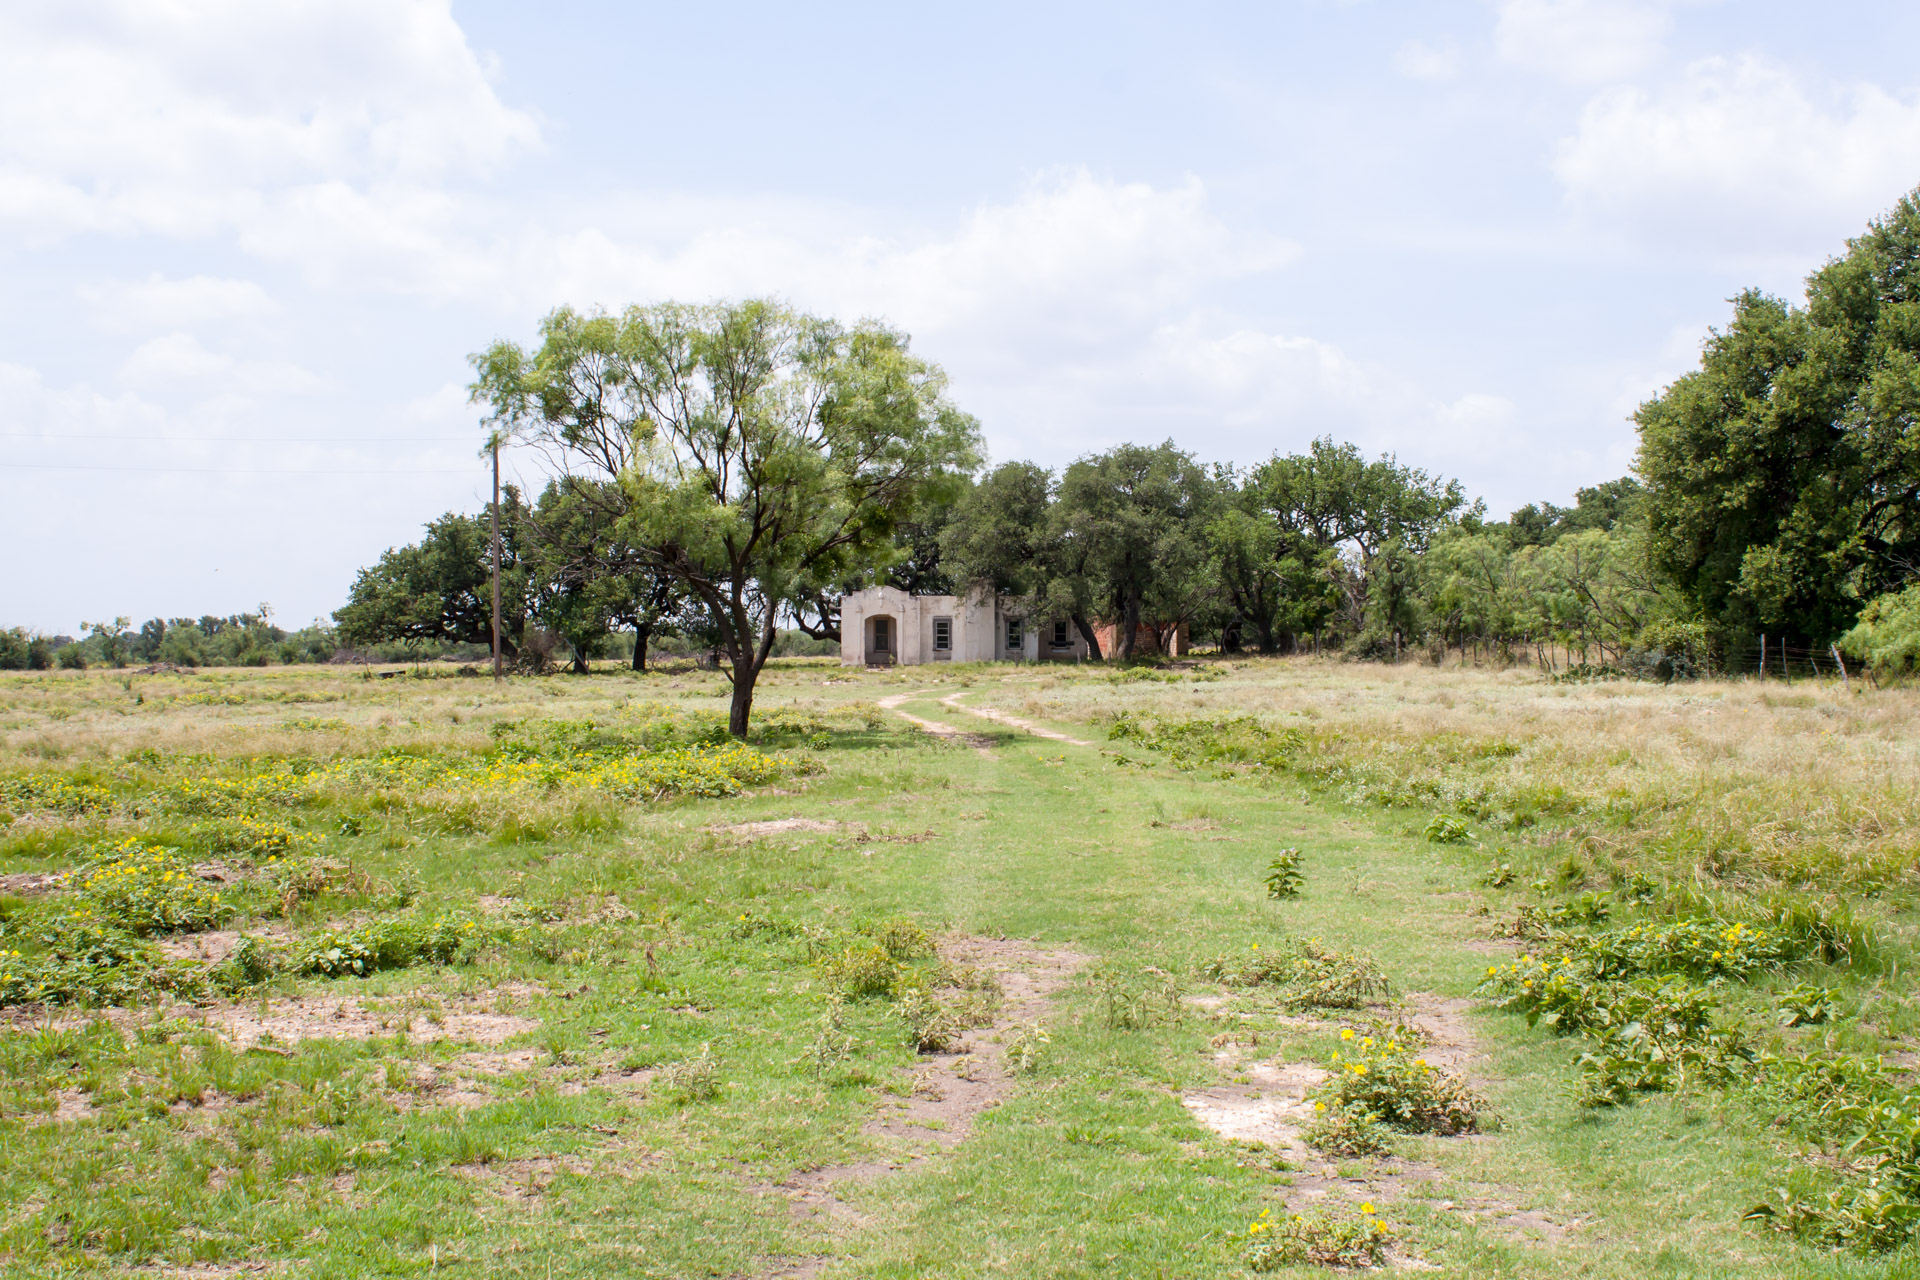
[838,585,1093,666]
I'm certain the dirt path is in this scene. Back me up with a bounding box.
[937,692,1092,746]
[874,692,995,754]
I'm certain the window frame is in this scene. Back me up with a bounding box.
[1004,618,1023,652]
[932,616,952,653]
[1051,620,1071,650]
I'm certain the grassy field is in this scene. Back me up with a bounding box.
[2,656,1917,1278]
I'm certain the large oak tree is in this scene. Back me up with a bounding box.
[471,300,979,736]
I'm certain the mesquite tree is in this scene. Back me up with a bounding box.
[470,299,979,736]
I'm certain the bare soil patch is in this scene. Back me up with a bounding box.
[155,924,292,967]
[1402,993,1493,1085]
[1184,1045,1448,1215]
[27,1088,97,1128]
[0,870,67,895]
[1182,1058,1328,1162]
[1184,996,1575,1247]
[206,993,540,1049]
[715,818,846,838]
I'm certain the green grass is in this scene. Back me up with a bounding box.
[0,660,1915,1276]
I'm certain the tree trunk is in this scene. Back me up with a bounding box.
[729,675,756,738]
[1073,614,1103,660]
[1253,618,1277,654]
[723,608,781,739]
[1220,619,1242,653]
[1118,595,1140,661]
[631,622,650,672]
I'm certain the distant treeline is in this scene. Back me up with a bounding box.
[0,612,336,671]
[0,611,834,672]
[14,191,1920,682]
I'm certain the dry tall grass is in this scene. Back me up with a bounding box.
[1013,659,1920,899]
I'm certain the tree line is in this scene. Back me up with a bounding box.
[13,190,1920,720]
[0,612,336,671]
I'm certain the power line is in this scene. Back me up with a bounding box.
[0,462,474,475]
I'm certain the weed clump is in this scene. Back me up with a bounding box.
[73,840,229,935]
[1202,938,1390,1009]
[1004,1021,1051,1074]
[816,942,901,997]
[1245,1204,1390,1270]
[1263,849,1304,899]
[894,987,971,1052]
[1106,712,1301,772]
[294,910,481,977]
[1316,1030,1484,1136]
[1303,1100,1395,1157]
[0,918,196,1007]
[657,1044,721,1103]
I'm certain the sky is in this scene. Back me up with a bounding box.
[6,1,1920,634]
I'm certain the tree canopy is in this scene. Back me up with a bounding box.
[1638,190,1920,647]
[470,299,980,735]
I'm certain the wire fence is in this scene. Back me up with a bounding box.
[1726,637,1856,684]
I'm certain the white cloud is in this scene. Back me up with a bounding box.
[1494,0,1672,85]
[81,274,280,332]
[1394,39,1463,83]
[0,0,538,242]
[1553,56,1920,253]
[117,332,328,398]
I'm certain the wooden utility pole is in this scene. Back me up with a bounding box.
[490,436,502,682]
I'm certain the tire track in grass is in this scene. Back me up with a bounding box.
[875,691,995,754]
[753,939,1090,1277]
[937,691,1092,746]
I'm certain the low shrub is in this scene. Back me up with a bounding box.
[0,774,113,816]
[1106,712,1301,772]
[1245,1204,1391,1270]
[815,942,901,998]
[74,840,230,935]
[1203,938,1391,1009]
[0,918,197,1007]
[894,988,971,1053]
[1568,918,1801,981]
[189,817,325,861]
[1303,1100,1395,1156]
[1316,1032,1483,1135]
[1774,983,1843,1027]
[294,910,480,977]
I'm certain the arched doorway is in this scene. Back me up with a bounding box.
[865,614,897,665]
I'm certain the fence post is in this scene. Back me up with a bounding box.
[1759,633,1766,680]
[1832,644,1851,691]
